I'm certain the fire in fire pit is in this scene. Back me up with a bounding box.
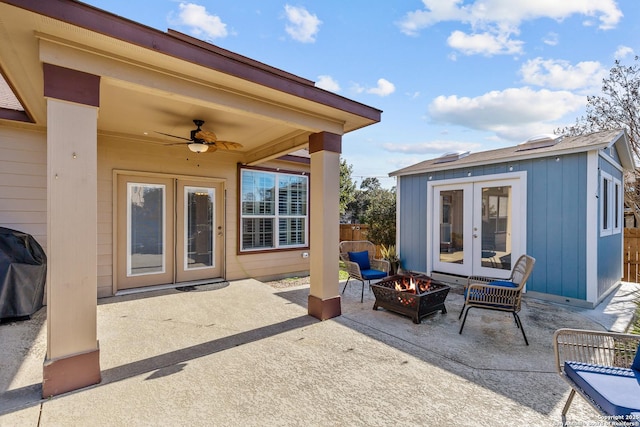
[392,275,436,294]
[370,274,450,324]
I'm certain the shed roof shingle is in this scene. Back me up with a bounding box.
[390,129,633,177]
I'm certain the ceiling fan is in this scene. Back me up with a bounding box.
[157,119,243,153]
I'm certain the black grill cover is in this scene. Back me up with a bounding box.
[0,227,47,320]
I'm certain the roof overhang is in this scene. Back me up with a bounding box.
[0,0,381,164]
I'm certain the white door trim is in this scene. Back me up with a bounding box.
[427,171,527,278]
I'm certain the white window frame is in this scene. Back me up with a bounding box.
[600,171,622,236]
[240,168,309,252]
[613,177,622,234]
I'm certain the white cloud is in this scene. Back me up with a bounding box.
[366,78,396,96]
[398,0,622,56]
[447,30,523,56]
[520,58,606,91]
[284,5,321,43]
[397,0,467,36]
[428,87,585,141]
[315,75,340,92]
[614,45,635,60]
[399,0,622,34]
[175,2,228,39]
[382,140,481,154]
[543,32,559,46]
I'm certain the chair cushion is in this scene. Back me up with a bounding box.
[361,269,387,280]
[564,361,640,416]
[487,280,517,288]
[632,343,640,371]
[348,251,370,270]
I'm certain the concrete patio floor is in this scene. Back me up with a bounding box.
[1,278,638,427]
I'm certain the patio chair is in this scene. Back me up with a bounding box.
[554,328,640,426]
[458,254,535,345]
[339,240,390,303]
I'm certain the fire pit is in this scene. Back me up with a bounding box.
[370,274,450,324]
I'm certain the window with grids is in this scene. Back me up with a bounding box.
[600,171,622,236]
[241,169,308,251]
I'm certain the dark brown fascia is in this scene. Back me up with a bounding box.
[1,0,382,124]
[0,107,30,122]
[275,154,311,165]
[166,29,314,87]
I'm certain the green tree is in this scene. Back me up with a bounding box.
[351,177,396,246]
[339,158,355,215]
[341,173,396,245]
[362,185,396,247]
[556,56,640,224]
[360,177,382,191]
[346,177,380,224]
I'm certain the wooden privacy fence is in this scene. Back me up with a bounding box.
[340,226,640,282]
[624,228,640,283]
[340,224,369,242]
[339,224,383,258]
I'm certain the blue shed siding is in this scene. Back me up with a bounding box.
[524,154,587,299]
[597,157,623,297]
[598,236,621,296]
[398,153,589,300]
[398,174,428,272]
[608,145,621,164]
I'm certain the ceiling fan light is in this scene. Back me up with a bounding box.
[188,142,208,153]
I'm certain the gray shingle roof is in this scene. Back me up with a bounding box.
[390,129,633,177]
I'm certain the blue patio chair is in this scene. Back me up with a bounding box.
[458,254,535,345]
[339,240,390,303]
[554,329,640,426]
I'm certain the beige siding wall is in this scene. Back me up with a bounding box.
[0,128,310,298]
[98,136,310,297]
[0,126,47,249]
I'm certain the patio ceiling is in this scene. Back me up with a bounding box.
[0,0,381,164]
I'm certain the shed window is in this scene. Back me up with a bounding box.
[600,172,622,236]
[240,168,308,251]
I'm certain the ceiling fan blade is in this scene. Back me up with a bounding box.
[215,140,243,150]
[155,131,192,141]
[194,130,217,143]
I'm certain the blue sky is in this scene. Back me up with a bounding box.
[83,0,639,188]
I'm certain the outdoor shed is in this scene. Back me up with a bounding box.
[390,129,634,309]
[0,0,380,396]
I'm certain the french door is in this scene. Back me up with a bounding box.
[116,174,223,290]
[432,177,523,278]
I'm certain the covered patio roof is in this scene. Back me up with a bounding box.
[0,0,381,164]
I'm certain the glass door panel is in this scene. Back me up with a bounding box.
[117,175,174,290]
[184,186,215,270]
[439,190,465,264]
[433,184,473,276]
[473,180,520,278]
[479,186,512,271]
[128,183,166,275]
[176,180,223,282]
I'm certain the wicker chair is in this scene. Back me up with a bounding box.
[339,240,390,303]
[458,254,536,345]
[554,329,640,426]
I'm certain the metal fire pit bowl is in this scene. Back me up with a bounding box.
[370,274,450,324]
